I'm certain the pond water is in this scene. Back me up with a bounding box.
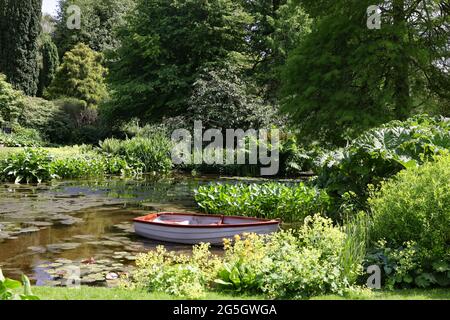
[0,175,231,286]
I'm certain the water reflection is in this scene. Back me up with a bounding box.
[0,175,221,285]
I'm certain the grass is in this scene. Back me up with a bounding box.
[0,146,86,161]
[313,288,450,300]
[32,287,450,300]
[32,287,264,301]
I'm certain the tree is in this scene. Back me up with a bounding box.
[107,0,252,122]
[0,0,42,96]
[47,43,108,106]
[53,0,135,56]
[243,0,312,100]
[187,64,281,131]
[281,0,450,146]
[37,34,59,97]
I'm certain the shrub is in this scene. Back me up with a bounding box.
[19,97,73,144]
[258,216,349,299]
[50,152,142,179]
[122,244,221,299]
[216,215,362,299]
[278,136,325,176]
[0,74,24,127]
[317,115,450,212]
[367,155,450,288]
[100,135,173,173]
[186,64,282,131]
[0,128,43,147]
[370,155,450,258]
[0,148,54,183]
[194,182,330,222]
[46,43,108,106]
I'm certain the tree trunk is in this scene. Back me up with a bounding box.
[392,0,411,119]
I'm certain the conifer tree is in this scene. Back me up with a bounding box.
[0,0,42,96]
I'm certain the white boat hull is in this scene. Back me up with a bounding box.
[133,213,280,245]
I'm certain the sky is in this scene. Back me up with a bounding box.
[42,0,59,16]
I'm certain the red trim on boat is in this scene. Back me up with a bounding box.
[133,212,280,229]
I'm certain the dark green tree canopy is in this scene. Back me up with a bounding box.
[53,0,135,56]
[107,0,253,123]
[0,0,42,96]
[281,0,450,146]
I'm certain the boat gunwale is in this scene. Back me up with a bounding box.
[133,212,280,229]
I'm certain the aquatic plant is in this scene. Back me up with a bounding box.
[194,182,330,222]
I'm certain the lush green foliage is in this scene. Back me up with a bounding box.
[37,34,59,97]
[367,156,450,288]
[124,215,364,299]
[217,216,358,299]
[47,43,108,106]
[122,244,221,299]
[278,136,324,175]
[0,147,145,183]
[243,0,312,99]
[100,135,173,174]
[0,74,24,127]
[316,115,450,211]
[195,182,330,222]
[0,0,41,95]
[281,0,450,145]
[186,64,281,130]
[0,269,39,300]
[0,148,55,183]
[51,155,104,179]
[365,240,450,290]
[0,127,44,147]
[107,0,252,121]
[54,0,135,56]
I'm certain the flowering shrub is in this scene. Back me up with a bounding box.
[368,155,450,288]
[216,215,355,299]
[121,244,221,299]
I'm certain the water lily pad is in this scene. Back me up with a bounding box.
[18,227,41,234]
[27,221,53,227]
[27,246,46,253]
[72,235,96,240]
[55,258,73,264]
[47,242,81,252]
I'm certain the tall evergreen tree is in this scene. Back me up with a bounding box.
[37,34,60,97]
[47,43,108,106]
[0,0,42,96]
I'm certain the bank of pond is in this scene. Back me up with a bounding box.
[1,115,449,299]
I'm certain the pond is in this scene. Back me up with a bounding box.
[0,175,232,287]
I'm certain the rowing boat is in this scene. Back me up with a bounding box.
[133,212,280,245]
